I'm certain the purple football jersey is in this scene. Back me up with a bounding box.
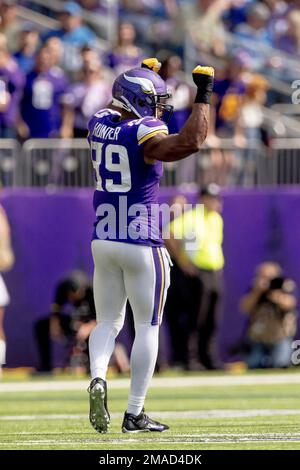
[0,60,24,129]
[88,108,168,246]
[21,68,68,138]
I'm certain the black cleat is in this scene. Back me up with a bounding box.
[88,378,110,434]
[122,409,169,433]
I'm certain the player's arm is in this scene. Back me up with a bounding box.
[144,66,214,163]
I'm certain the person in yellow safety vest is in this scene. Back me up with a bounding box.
[165,183,224,370]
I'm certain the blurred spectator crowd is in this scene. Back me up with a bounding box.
[0,0,300,144]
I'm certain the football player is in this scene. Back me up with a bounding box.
[87,58,214,433]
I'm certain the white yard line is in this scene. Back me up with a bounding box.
[1,409,300,421]
[2,372,300,393]
[2,433,300,446]
[2,432,300,437]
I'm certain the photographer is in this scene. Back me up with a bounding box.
[35,271,96,373]
[240,262,297,369]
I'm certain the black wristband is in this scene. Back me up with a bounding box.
[194,75,214,104]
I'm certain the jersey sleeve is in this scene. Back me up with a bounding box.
[87,108,121,139]
[87,116,95,135]
[137,117,168,146]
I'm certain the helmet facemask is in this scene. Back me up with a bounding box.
[136,91,173,123]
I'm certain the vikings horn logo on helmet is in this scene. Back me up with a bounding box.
[112,66,173,122]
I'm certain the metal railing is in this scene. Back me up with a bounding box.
[191,139,300,187]
[2,138,300,188]
[267,139,300,185]
[19,138,267,189]
[0,139,22,187]
[21,139,93,187]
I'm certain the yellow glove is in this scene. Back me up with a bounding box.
[192,66,215,78]
[192,65,215,104]
[141,58,161,74]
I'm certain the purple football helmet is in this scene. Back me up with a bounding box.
[112,67,173,123]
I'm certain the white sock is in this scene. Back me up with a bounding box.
[0,339,6,365]
[89,322,119,380]
[127,324,159,416]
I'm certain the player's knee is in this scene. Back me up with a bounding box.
[96,319,124,337]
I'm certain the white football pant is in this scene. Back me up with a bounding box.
[89,239,170,415]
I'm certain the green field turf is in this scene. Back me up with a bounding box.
[1,372,300,450]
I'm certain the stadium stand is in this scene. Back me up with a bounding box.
[1,0,300,188]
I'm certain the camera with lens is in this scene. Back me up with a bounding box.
[268,276,285,291]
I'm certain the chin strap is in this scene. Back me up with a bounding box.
[112,97,142,119]
[111,98,131,113]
